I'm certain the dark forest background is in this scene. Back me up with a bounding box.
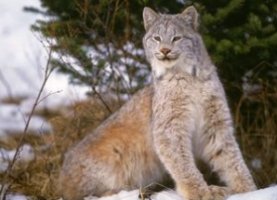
[25,0,277,101]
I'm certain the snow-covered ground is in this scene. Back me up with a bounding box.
[84,186,277,200]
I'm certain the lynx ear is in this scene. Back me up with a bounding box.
[143,7,159,31]
[181,6,199,30]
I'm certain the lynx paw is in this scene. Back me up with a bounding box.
[177,185,209,200]
[178,184,229,200]
[229,181,257,194]
[206,185,229,200]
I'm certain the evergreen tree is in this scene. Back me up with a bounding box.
[26,0,277,100]
[196,0,277,103]
[27,0,185,95]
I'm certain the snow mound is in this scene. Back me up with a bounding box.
[84,186,277,200]
[5,194,29,200]
[84,190,140,200]
[227,186,277,200]
[84,190,183,200]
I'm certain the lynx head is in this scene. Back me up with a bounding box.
[143,6,213,79]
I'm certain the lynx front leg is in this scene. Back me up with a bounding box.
[152,107,215,200]
[203,100,256,194]
[206,133,256,193]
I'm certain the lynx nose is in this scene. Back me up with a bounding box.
[160,48,171,56]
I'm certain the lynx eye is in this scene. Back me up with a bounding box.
[153,36,161,42]
[172,36,182,42]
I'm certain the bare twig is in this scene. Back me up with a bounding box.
[38,90,62,104]
[0,48,54,200]
[91,86,112,114]
[56,44,113,114]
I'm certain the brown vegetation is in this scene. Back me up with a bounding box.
[0,90,276,199]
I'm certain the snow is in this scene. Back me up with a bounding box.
[84,190,141,200]
[0,0,89,140]
[0,0,45,98]
[5,194,29,200]
[0,1,90,199]
[0,0,87,197]
[84,186,277,200]
[84,190,183,200]
[0,144,35,173]
[0,0,88,102]
[227,186,277,200]
[0,104,52,134]
[20,188,277,200]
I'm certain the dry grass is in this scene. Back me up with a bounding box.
[0,90,276,199]
[235,92,277,187]
[0,96,120,199]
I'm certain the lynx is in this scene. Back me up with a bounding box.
[144,6,256,200]
[58,6,256,200]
